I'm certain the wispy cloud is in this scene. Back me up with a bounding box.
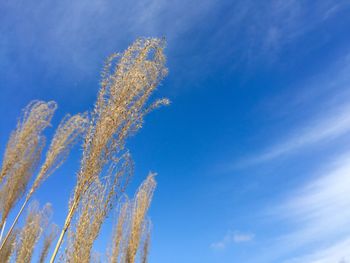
[215,0,349,64]
[0,0,216,76]
[230,101,350,170]
[284,238,350,263]
[2,0,345,72]
[234,51,350,167]
[259,152,350,262]
[254,104,350,163]
[214,51,350,177]
[210,230,254,250]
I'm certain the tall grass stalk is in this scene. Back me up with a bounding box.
[125,174,156,263]
[109,174,156,263]
[0,113,87,252]
[0,228,17,262]
[0,220,6,242]
[140,224,151,263]
[64,155,132,263]
[0,101,56,183]
[109,201,130,263]
[15,202,51,263]
[0,135,45,229]
[50,37,168,263]
[0,101,57,229]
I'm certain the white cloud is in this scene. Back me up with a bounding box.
[219,48,350,175]
[233,233,254,243]
[259,152,350,262]
[233,102,350,169]
[258,104,350,162]
[1,0,216,74]
[210,231,254,250]
[284,238,350,263]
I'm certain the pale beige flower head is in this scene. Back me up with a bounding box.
[30,113,88,194]
[15,202,52,263]
[125,173,156,263]
[0,101,57,183]
[77,38,168,197]
[0,136,46,227]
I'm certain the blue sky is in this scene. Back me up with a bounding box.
[1,0,350,262]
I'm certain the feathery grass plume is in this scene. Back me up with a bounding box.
[125,173,156,263]
[65,182,105,263]
[0,229,18,263]
[39,223,58,263]
[0,101,57,183]
[30,113,88,195]
[109,200,130,263]
[0,136,45,229]
[0,101,56,229]
[109,174,156,263]
[65,156,133,263]
[15,202,51,263]
[140,222,151,263]
[50,37,168,262]
[0,113,88,252]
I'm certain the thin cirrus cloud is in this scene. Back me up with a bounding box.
[232,101,350,170]
[235,54,350,167]
[1,0,346,88]
[284,237,350,263]
[229,31,350,169]
[261,152,350,262]
[257,104,350,162]
[210,231,254,250]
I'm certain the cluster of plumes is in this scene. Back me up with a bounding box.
[50,37,169,261]
[0,202,57,263]
[0,101,57,183]
[65,173,156,263]
[64,155,133,263]
[0,37,167,263]
[0,101,57,228]
[73,37,168,210]
[29,113,88,198]
[109,174,156,263]
[15,202,52,263]
[0,109,88,253]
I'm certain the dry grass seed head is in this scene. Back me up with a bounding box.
[0,136,46,227]
[0,101,57,183]
[51,38,167,262]
[66,155,132,263]
[66,181,108,263]
[109,200,130,263]
[0,228,18,263]
[30,113,88,196]
[125,173,156,263]
[16,202,52,263]
[140,221,151,263]
[74,38,168,207]
[39,223,59,263]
